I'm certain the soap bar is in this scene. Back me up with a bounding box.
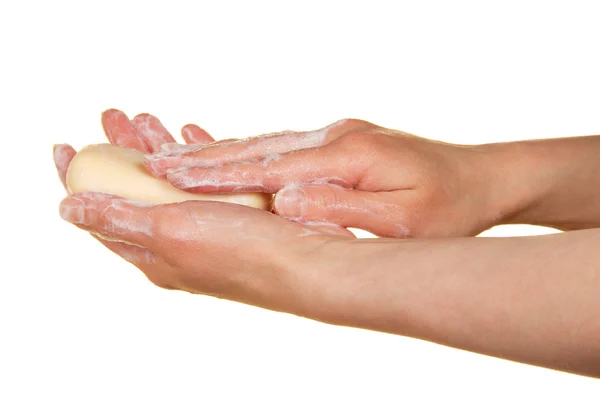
[66,144,271,209]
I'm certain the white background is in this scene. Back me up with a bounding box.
[1,1,599,410]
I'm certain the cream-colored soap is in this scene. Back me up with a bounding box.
[66,144,271,209]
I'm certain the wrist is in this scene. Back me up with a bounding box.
[469,140,552,228]
[296,238,414,332]
[285,238,354,323]
[261,237,358,322]
[474,136,600,230]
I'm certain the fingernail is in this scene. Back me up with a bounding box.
[142,156,167,177]
[274,187,306,218]
[59,197,85,224]
[165,168,194,189]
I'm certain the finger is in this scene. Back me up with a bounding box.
[273,185,410,238]
[165,145,366,194]
[131,113,177,153]
[181,124,215,144]
[144,119,354,178]
[59,192,157,247]
[299,222,356,239]
[101,109,149,153]
[91,234,157,267]
[158,138,233,155]
[56,154,162,271]
[53,144,77,190]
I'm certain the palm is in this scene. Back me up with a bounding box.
[54,109,355,286]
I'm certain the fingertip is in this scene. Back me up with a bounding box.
[133,112,152,119]
[143,155,167,178]
[181,124,215,144]
[273,186,306,218]
[53,143,76,159]
[53,144,77,188]
[131,112,176,152]
[180,124,194,141]
[59,191,156,246]
[132,113,161,127]
[101,108,151,152]
[59,195,85,224]
[131,112,148,125]
[165,169,187,189]
[101,108,124,121]
[101,108,126,141]
[165,167,210,192]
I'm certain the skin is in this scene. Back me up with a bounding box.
[144,119,492,237]
[144,119,600,237]
[55,109,600,378]
[315,231,600,379]
[54,110,355,284]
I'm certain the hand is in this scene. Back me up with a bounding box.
[54,108,216,190]
[143,119,499,237]
[55,110,354,308]
[57,190,353,316]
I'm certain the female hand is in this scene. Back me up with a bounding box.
[143,119,503,238]
[57,190,353,317]
[55,109,353,312]
[54,108,215,190]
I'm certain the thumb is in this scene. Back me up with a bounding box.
[273,185,409,238]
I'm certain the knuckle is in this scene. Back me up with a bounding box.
[338,131,380,154]
[396,189,451,238]
[97,202,119,233]
[338,131,364,147]
[317,185,341,206]
[314,185,343,221]
[338,118,373,129]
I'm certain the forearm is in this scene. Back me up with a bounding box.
[478,135,600,231]
[310,230,600,377]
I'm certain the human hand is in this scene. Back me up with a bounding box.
[55,110,354,306]
[57,190,353,315]
[54,108,216,190]
[143,119,499,237]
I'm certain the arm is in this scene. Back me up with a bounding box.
[475,134,600,231]
[57,111,600,378]
[143,117,600,237]
[56,189,600,378]
[308,229,600,378]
